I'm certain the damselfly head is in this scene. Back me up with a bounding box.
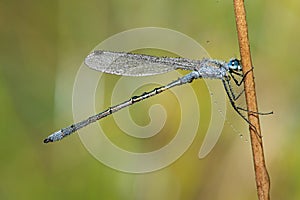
[228,59,242,71]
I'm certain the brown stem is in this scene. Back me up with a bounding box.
[233,0,270,199]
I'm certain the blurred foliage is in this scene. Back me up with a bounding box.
[0,0,300,199]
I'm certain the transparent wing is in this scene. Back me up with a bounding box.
[84,50,199,76]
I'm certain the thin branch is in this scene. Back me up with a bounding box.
[233,0,270,199]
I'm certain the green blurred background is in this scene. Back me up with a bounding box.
[0,0,299,199]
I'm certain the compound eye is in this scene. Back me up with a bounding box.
[228,59,242,71]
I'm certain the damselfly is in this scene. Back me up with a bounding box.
[44,50,268,143]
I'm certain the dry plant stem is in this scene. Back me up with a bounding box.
[233,0,270,200]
